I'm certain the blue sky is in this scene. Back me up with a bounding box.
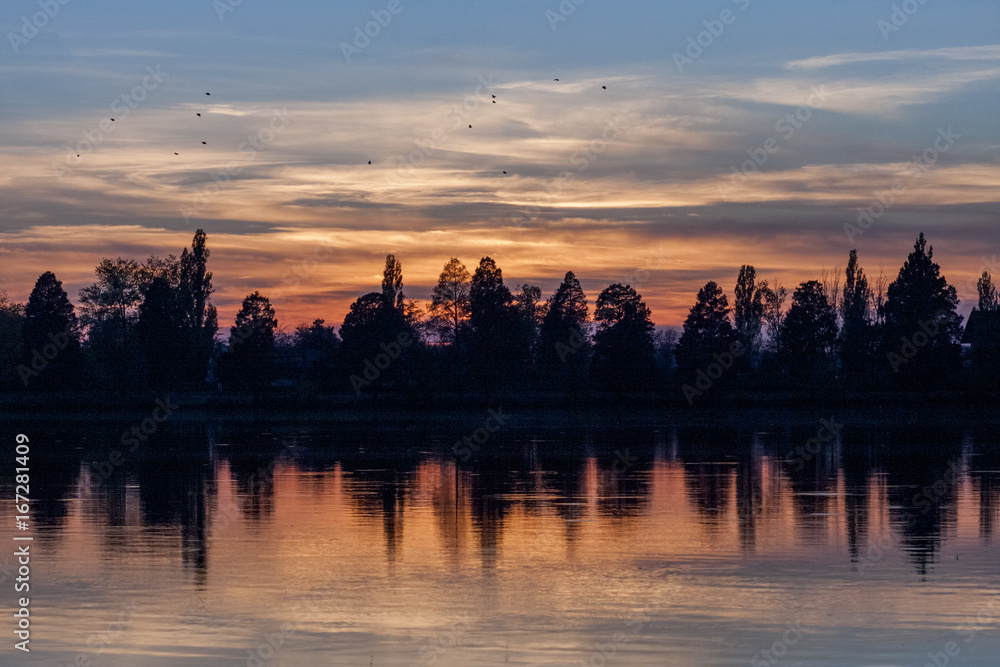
[1,0,998,326]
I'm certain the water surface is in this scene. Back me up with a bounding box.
[3,409,999,666]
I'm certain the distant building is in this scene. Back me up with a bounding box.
[963,309,1000,391]
[962,309,1000,346]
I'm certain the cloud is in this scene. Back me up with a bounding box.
[2,36,997,327]
[785,44,1000,70]
[712,69,1000,117]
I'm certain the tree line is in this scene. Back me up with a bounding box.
[1,230,997,402]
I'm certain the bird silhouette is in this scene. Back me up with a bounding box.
[469,125,472,128]
[502,171,507,174]
[174,152,179,155]
[368,160,372,164]
[602,86,607,90]
[197,113,201,117]
[110,118,115,121]
[554,78,559,81]
[205,92,211,96]
[201,141,207,145]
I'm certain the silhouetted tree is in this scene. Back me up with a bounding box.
[336,255,418,396]
[292,319,340,391]
[382,254,405,312]
[339,284,414,397]
[838,250,874,386]
[221,291,277,393]
[136,276,187,389]
[79,258,152,332]
[12,234,995,401]
[969,272,1000,391]
[538,271,590,364]
[978,272,998,311]
[295,319,340,354]
[179,230,212,328]
[782,280,837,382]
[0,292,23,390]
[734,265,763,357]
[675,281,735,372]
[340,292,388,394]
[538,272,590,390]
[755,279,787,357]
[79,256,176,388]
[20,272,80,389]
[880,233,962,386]
[178,229,217,386]
[470,258,511,323]
[513,283,544,360]
[429,258,471,344]
[340,292,385,341]
[591,283,655,391]
[469,257,524,391]
[657,327,680,374]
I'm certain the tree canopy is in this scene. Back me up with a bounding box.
[592,283,654,390]
[675,281,735,372]
[2,231,988,401]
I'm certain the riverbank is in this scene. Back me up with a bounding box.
[1,388,996,428]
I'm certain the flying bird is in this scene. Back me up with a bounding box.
[554,78,559,81]
[110,118,115,121]
[492,95,496,98]
[174,152,179,155]
[502,171,507,174]
[602,86,607,90]
[206,92,211,96]
[201,141,207,145]
[469,125,472,128]
[197,113,201,117]
[368,161,372,164]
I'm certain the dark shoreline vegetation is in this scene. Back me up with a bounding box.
[2,230,998,406]
[4,403,997,478]
[0,386,998,413]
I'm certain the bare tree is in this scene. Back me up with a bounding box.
[819,266,842,316]
[429,258,471,343]
[871,267,888,327]
[756,278,788,354]
[977,271,998,311]
[381,254,405,312]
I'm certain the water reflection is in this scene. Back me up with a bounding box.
[4,413,1000,665]
[11,417,996,579]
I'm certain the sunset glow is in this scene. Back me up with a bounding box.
[2,2,997,329]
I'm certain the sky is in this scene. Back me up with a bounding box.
[1,0,998,330]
